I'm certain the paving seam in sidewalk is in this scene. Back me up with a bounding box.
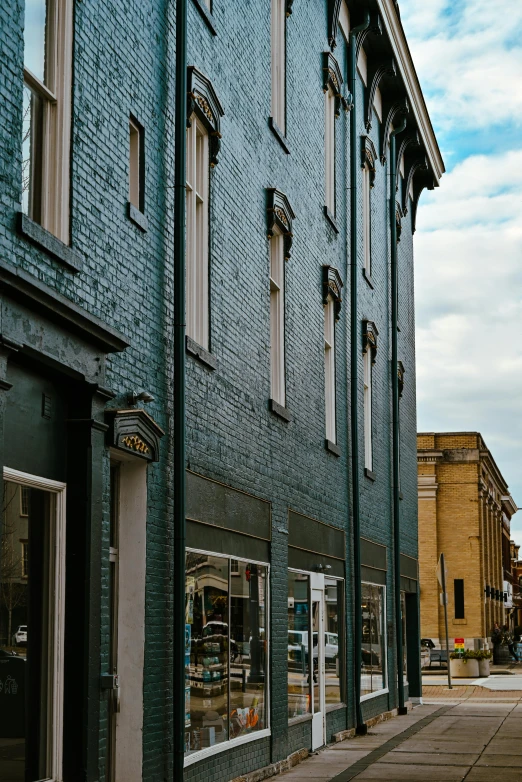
[328,705,455,782]
[461,701,518,780]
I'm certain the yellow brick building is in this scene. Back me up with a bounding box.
[418,433,517,648]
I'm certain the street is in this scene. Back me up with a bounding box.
[279,675,522,782]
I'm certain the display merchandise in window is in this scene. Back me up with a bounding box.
[185,552,268,756]
[287,571,310,718]
[361,583,386,697]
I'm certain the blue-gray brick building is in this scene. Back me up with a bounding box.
[0,0,443,780]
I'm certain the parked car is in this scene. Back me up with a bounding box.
[12,626,27,647]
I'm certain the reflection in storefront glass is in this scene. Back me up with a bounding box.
[361,583,386,697]
[324,578,343,705]
[0,482,52,781]
[185,552,268,756]
[287,572,310,719]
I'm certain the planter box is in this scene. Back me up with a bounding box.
[450,658,479,678]
[478,659,490,677]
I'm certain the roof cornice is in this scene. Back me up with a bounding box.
[376,0,445,183]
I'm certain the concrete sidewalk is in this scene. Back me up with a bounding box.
[278,695,522,781]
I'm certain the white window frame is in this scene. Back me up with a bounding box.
[184,547,271,767]
[270,229,286,406]
[325,85,336,216]
[360,581,388,702]
[324,296,336,444]
[3,466,66,781]
[271,0,286,134]
[186,114,210,350]
[362,163,371,276]
[22,0,73,243]
[363,346,373,471]
[129,117,142,210]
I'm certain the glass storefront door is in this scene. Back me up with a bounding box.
[310,576,325,750]
[0,470,66,782]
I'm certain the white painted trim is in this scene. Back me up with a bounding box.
[3,467,66,782]
[271,0,286,133]
[357,46,368,86]
[377,0,444,182]
[184,728,271,767]
[360,688,389,703]
[338,1,350,40]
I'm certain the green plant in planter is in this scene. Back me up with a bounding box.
[450,649,491,661]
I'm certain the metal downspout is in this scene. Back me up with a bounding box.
[173,0,188,774]
[390,115,408,717]
[349,11,370,735]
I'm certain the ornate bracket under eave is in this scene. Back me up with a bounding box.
[381,96,409,164]
[187,66,225,168]
[396,200,404,243]
[362,319,379,363]
[106,408,165,462]
[322,52,346,116]
[361,135,379,187]
[355,12,383,61]
[398,361,405,398]
[322,265,343,321]
[365,57,396,132]
[266,188,296,260]
[412,175,435,233]
[403,156,429,215]
[395,131,421,192]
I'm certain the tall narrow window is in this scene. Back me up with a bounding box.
[454,579,465,619]
[129,117,144,212]
[325,86,335,215]
[22,0,73,243]
[362,320,378,473]
[267,189,295,414]
[185,68,224,353]
[186,117,209,349]
[363,347,372,470]
[271,0,286,134]
[323,53,344,224]
[324,296,335,443]
[362,164,371,275]
[270,229,285,406]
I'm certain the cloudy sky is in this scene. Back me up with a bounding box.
[399,0,522,544]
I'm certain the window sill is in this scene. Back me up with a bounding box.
[324,206,339,234]
[399,491,404,501]
[128,202,148,232]
[269,399,292,422]
[288,713,313,726]
[17,212,82,273]
[362,268,374,289]
[191,0,217,34]
[186,336,217,370]
[268,118,290,154]
[364,468,376,482]
[184,728,270,767]
[360,687,389,704]
[452,618,467,625]
[325,439,341,457]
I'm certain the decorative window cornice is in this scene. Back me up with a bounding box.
[266,188,296,260]
[361,135,378,187]
[285,0,294,16]
[187,66,225,167]
[106,408,165,462]
[322,265,343,320]
[381,96,409,164]
[322,52,347,116]
[403,155,428,215]
[362,319,378,362]
[398,361,405,397]
[365,57,396,132]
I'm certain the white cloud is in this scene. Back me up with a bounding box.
[399,0,522,130]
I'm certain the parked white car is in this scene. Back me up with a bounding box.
[12,625,27,646]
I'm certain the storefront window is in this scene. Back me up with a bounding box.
[287,571,310,719]
[324,577,343,706]
[361,583,386,698]
[185,551,268,757]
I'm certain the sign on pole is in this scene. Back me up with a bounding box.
[454,638,465,650]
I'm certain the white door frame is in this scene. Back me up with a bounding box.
[3,467,66,782]
[310,572,325,750]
